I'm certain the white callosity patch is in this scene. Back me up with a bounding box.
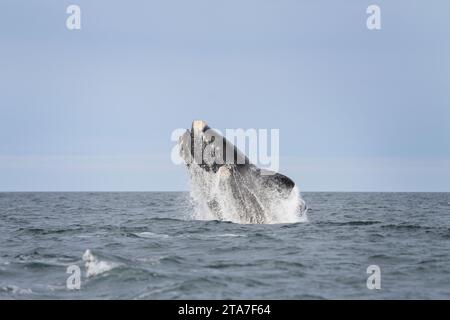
[186,164,307,224]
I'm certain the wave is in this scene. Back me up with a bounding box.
[216,233,247,237]
[1,285,33,295]
[82,249,120,278]
[17,227,84,235]
[133,232,170,239]
[317,221,381,227]
[148,217,187,223]
[380,224,448,231]
[186,233,248,240]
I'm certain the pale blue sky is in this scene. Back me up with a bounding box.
[0,0,449,191]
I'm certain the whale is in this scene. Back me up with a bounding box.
[178,120,306,224]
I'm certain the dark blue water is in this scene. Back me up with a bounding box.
[1,192,449,299]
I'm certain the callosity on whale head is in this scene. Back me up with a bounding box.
[178,120,307,224]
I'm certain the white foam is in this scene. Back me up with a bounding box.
[135,232,170,239]
[82,249,118,278]
[2,285,33,295]
[217,233,247,237]
[136,256,166,264]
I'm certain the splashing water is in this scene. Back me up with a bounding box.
[186,164,308,224]
[82,249,119,277]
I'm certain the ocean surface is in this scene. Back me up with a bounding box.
[1,192,449,299]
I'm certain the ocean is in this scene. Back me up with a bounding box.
[0,192,449,299]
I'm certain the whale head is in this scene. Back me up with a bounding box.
[178,120,248,172]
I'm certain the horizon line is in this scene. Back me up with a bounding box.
[0,190,449,193]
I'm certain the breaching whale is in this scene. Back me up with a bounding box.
[178,120,306,224]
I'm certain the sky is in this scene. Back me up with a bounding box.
[0,0,449,191]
